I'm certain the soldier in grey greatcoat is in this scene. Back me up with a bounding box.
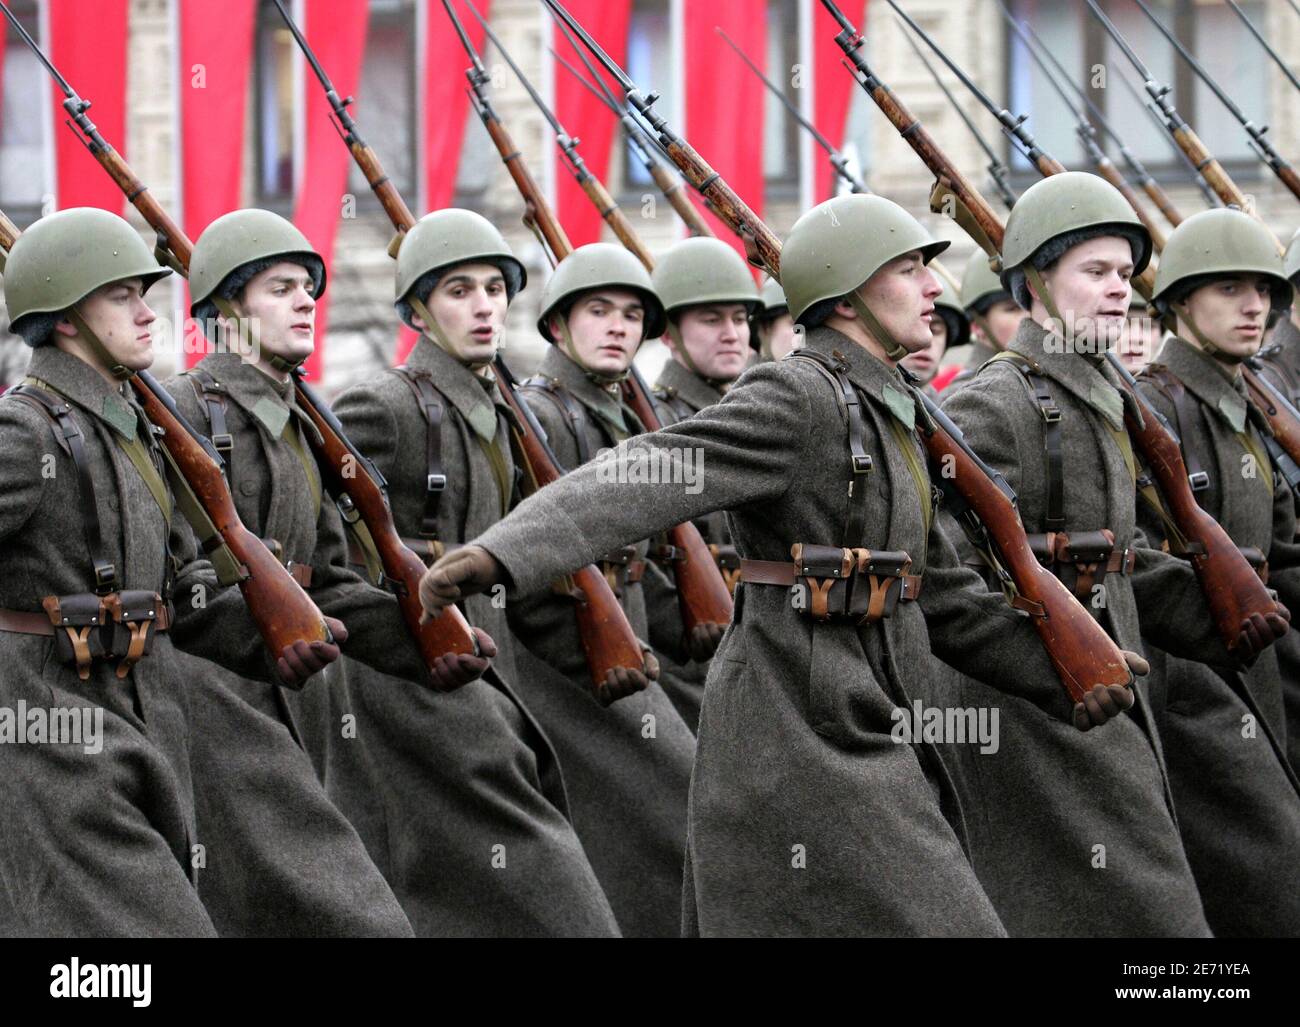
[754,278,799,364]
[901,278,968,391]
[0,208,410,937]
[505,242,705,937]
[307,209,619,936]
[647,238,760,729]
[1131,208,1300,936]
[421,195,1143,938]
[163,208,521,935]
[943,250,1028,390]
[938,173,1287,936]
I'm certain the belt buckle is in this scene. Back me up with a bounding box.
[1188,471,1209,491]
[427,473,447,492]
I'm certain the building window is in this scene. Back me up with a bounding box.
[347,0,417,207]
[254,0,298,209]
[0,0,47,224]
[762,0,800,196]
[622,0,672,193]
[1006,0,1269,181]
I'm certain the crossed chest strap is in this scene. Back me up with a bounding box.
[390,366,447,541]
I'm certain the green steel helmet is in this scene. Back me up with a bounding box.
[651,237,759,317]
[1284,226,1300,285]
[536,243,666,343]
[394,208,526,327]
[189,208,326,317]
[959,249,1009,313]
[758,276,789,318]
[5,207,171,345]
[1151,207,1292,319]
[782,193,949,326]
[999,171,1152,302]
[934,278,971,348]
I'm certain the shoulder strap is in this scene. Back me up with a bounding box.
[988,351,1066,531]
[1139,364,1211,494]
[188,368,234,483]
[789,350,876,546]
[522,375,592,468]
[8,382,118,594]
[652,384,695,425]
[391,366,446,541]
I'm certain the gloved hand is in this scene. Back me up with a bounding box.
[427,626,497,692]
[277,616,347,686]
[595,648,659,707]
[686,621,725,662]
[1231,604,1290,661]
[420,545,505,621]
[1070,650,1146,732]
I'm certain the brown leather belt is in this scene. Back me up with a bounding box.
[739,559,924,601]
[0,605,173,636]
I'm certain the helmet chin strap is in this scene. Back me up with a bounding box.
[1023,266,1114,366]
[1172,303,1243,364]
[212,297,307,375]
[67,307,134,381]
[407,295,496,373]
[846,292,908,362]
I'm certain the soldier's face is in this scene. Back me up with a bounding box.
[421,263,508,366]
[230,261,317,365]
[64,277,157,376]
[1177,274,1272,360]
[900,312,948,384]
[856,251,944,356]
[759,312,798,361]
[559,288,646,376]
[983,298,1028,350]
[1035,236,1133,350]
[674,304,752,381]
[1118,311,1161,374]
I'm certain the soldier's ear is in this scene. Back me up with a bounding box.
[52,314,78,340]
[833,296,857,319]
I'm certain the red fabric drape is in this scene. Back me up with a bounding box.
[814,0,867,201]
[292,0,370,381]
[396,0,494,365]
[554,0,631,248]
[179,0,257,367]
[48,0,129,212]
[684,0,766,261]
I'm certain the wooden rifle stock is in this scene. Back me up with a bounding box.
[648,163,716,238]
[916,395,1131,703]
[1141,177,1184,230]
[1093,158,1168,253]
[291,376,481,682]
[580,175,655,269]
[133,373,332,657]
[1106,355,1285,656]
[482,117,573,260]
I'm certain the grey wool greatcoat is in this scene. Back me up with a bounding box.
[1133,335,1300,937]
[1253,315,1300,772]
[649,356,732,731]
[509,344,697,938]
[939,318,1218,937]
[470,326,1113,938]
[326,336,619,937]
[0,346,410,937]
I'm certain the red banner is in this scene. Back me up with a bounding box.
[554,0,631,249]
[292,0,370,381]
[684,0,766,260]
[814,0,867,202]
[396,0,494,365]
[179,0,257,367]
[48,0,129,212]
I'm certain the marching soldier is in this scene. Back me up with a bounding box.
[938,172,1270,936]
[944,250,1027,390]
[1132,207,1300,936]
[1256,228,1300,406]
[506,242,700,936]
[647,237,760,729]
[0,208,410,937]
[421,194,1143,938]
[900,278,968,391]
[754,277,799,363]
[310,209,620,936]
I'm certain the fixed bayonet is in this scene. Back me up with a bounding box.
[1227,1,1300,96]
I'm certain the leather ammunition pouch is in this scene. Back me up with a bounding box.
[19,592,171,681]
[740,543,922,624]
[1025,529,1134,599]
